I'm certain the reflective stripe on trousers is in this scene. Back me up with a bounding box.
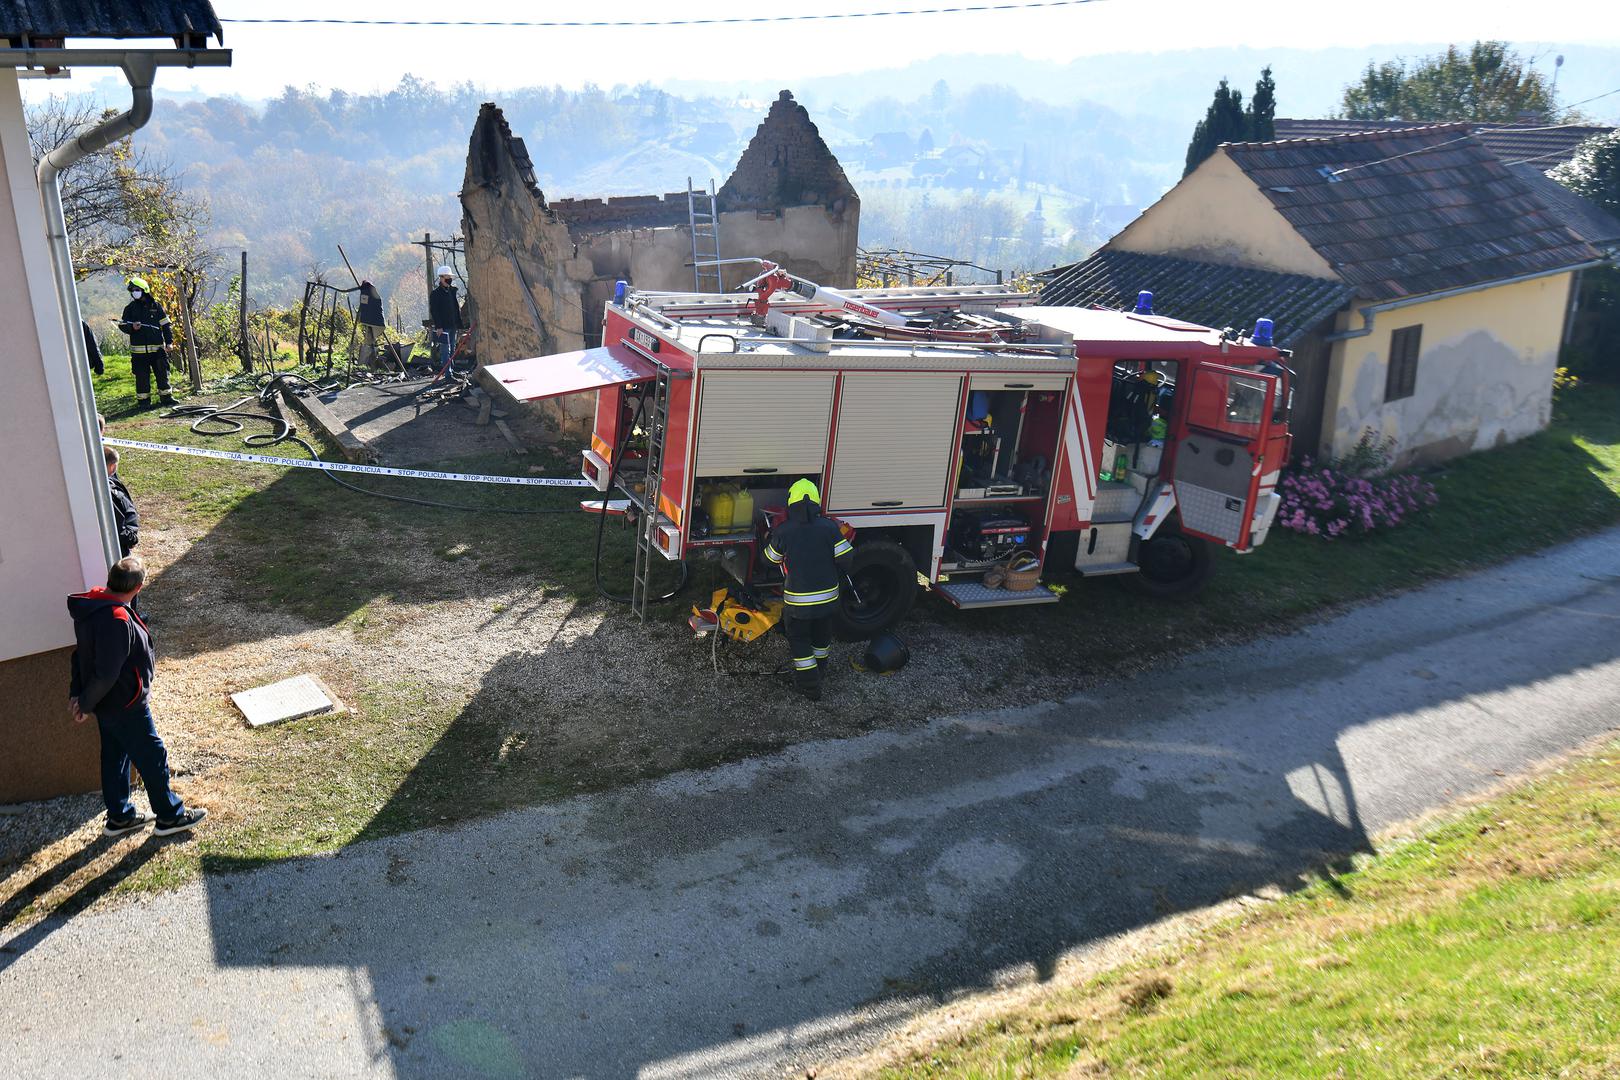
[783,588,839,606]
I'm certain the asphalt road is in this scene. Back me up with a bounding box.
[4,529,1620,1080]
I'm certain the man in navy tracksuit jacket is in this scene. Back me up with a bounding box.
[68,556,205,838]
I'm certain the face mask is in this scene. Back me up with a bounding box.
[130,290,143,299]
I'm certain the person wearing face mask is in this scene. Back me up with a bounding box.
[427,266,465,371]
[117,277,177,408]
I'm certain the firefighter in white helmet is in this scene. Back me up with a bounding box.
[117,276,177,408]
[763,479,854,701]
[427,264,463,370]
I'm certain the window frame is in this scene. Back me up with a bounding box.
[1384,325,1422,403]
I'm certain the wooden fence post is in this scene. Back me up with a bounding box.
[178,270,203,392]
[238,250,251,372]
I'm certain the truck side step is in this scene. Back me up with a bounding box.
[936,580,1060,609]
[1076,561,1138,577]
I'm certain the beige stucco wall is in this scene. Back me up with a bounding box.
[0,69,109,799]
[1109,151,1337,279]
[1322,272,1575,464]
[0,70,107,660]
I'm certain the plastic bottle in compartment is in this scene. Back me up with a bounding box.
[703,484,736,534]
[730,485,754,532]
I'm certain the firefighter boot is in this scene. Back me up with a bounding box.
[159,393,178,406]
[793,665,823,702]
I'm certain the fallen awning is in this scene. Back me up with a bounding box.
[483,343,657,403]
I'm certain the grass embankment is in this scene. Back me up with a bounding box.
[4,370,1614,921]
[852,741,1620,1079]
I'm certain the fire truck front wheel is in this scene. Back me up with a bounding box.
[832,540,918,641]
[1127,527,1214,597]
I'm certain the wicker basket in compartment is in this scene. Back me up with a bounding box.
[1004,551,1041,591]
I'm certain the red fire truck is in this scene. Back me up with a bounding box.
[485,265,1292,639]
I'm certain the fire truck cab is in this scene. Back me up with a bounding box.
[486,279,1292,640]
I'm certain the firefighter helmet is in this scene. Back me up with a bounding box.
[436,265,453,279]
[788,478,820,505]
[127,276,150,292]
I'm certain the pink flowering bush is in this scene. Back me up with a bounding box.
[1277,431,1437,539]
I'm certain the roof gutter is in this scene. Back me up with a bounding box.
[24,47,231,568]
[35,55,157,565]
[1323,259,1610,342]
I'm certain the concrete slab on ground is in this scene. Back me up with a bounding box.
[314,378,517,466]
[230,674,341,729]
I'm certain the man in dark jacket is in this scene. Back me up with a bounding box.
[105,444,139,558]
[342,279,387,368]
[68,556,206,837]
[763,479,854,700]
[427,265,463,371]
[117,276,177,408]
[82,319,103,375]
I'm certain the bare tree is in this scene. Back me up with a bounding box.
[26,94,218,284]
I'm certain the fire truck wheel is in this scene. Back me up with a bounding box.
[832,540,918,641]
[1127,527,1213,597]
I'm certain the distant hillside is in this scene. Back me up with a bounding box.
[54,40,1616,319]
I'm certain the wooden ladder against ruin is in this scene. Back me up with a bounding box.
[687,177,722,292]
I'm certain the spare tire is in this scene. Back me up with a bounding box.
[829,539,918,641]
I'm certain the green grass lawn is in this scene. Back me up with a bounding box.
[858,740,1620,1079]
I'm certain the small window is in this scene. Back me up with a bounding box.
[1385,326,1421,403]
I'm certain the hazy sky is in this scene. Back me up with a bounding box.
[35,0,1619,101]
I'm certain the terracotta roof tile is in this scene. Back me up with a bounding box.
[1274,118,1614,169]
[1223,126,1601,299]
[0,0,220,39]
[1038,250,1353,347]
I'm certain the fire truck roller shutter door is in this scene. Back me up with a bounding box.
[694,371,837,476]
[827,374,962,512]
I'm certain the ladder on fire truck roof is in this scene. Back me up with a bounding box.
[630,364,674,622]
[687,178,722,292]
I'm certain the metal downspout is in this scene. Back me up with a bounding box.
[1323,259,1610,343]
[36,55,155,568]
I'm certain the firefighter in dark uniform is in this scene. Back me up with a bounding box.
[117,276,176,408]
[763,479,854,700]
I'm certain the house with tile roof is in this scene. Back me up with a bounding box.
[1042,124,1606,464]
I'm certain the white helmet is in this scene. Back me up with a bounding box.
[436,265,454,279]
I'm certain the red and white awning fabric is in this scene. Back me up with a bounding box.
[484,343,656,403]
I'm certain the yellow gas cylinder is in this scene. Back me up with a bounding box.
[703,483,736,534]
[729,485,754,532]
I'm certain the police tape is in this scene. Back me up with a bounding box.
[102,438,593,488]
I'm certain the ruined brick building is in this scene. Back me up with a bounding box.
[461,90,860,438]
